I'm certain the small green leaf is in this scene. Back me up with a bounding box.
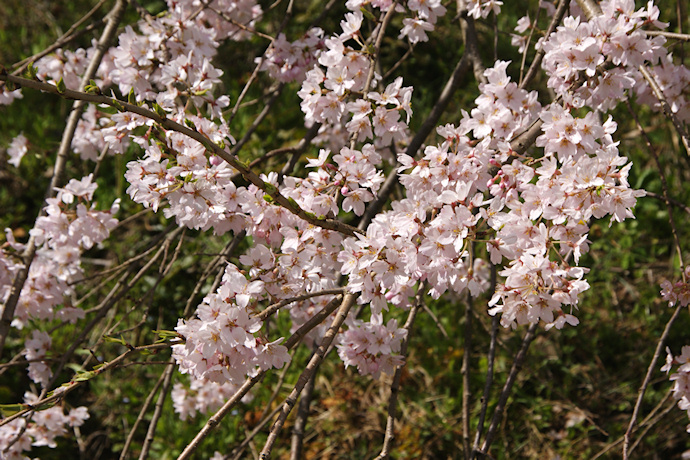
[104,335,127,345]
[73,370,97,382]
[360,7,377,22]
[128,88,137,105]
[154,329,181,341]
[0,404,27,417]
[263,194,274,203]
[184,118,196,130]
[56,77,66,94]
[263,183,277,195]
[287,197,300,210]
[153,102,167,118]
[5,79,18,91]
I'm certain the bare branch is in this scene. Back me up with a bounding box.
[374,286,424,460]
[259,294,357,458]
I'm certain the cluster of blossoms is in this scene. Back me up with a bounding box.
[259,28,325,83]
[6,133,29,167]
[538,0,671,111]
[172,264,291,384]
[0,175,118,393]
[0,393,89,460]
[510,0,558,53]
[337,313,406,378]
[172,377,251,420]
[23,330,52,388]
[465,0,503,20]
[0,174,119,329]
[297,10,414,151]
[3,0,690,435]
[663,346,690,433]
[660,267,690,307]
[0,85,23,105]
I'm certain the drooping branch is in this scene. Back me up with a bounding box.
[476,323,539,458]
[259,293,357,458]
[374,286,424,460]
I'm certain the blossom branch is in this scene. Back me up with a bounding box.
[176,295,344,460]
[0,73,361,237]
[45,227,183,392]
[0,342,169,428]
[359,51,472,229]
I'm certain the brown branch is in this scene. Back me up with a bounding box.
[644,30,690,42]
[138,360,176,460]
[462,293,473,460]
[472,264,498,455]
[256,288,345,322]
[289,349,316,460]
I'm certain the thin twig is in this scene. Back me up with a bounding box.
[462,292,473,460]
[256,288,345,322]
[476,323,539,458]
[119,367,169,460]
[519,0,569,90]
[472,264,498,458]
[10,0,109,75]
[374,286,424,460]
[138,359,176,460]
[0,73,361,238]
[0,343,169,428]
[644,30,690,41]
[289,347,317,460]
[259,294,357,458]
